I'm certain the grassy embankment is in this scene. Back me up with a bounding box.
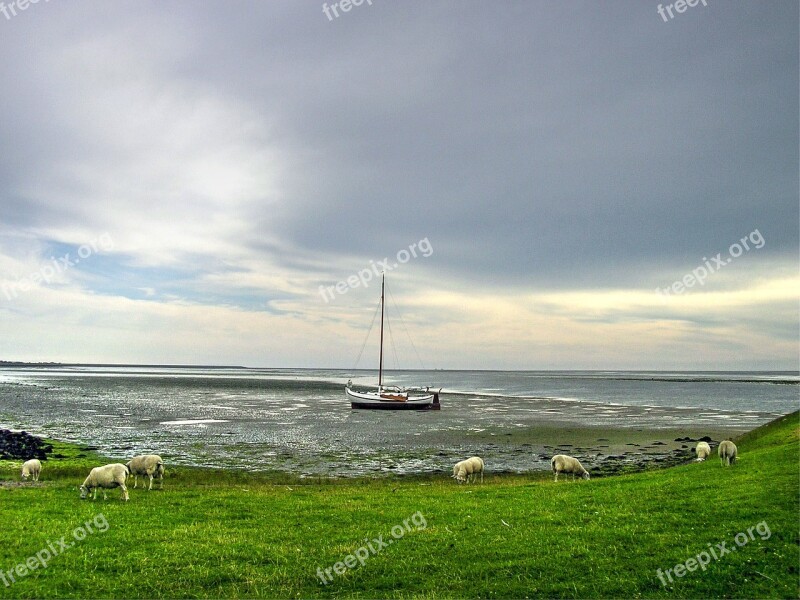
[0,412,797,599]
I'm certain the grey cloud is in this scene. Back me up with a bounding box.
[0,0,796,291]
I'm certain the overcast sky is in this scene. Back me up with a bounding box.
[0,0,797,370]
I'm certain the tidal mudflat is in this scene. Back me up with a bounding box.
[0,367,792,477]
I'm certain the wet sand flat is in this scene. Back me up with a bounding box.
[0,369,786,477]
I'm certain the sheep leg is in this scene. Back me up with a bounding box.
[148,475,153,491]
[120,485,129,501]
[133,474,138,489]
[480,470,483,484]
[554,471,559,482]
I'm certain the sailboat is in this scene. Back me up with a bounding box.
[345,273,441,410]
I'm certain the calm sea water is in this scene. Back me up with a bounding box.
[0,366,796,476]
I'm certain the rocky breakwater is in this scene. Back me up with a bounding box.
[0,429,53,460]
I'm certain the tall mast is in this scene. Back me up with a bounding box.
[378,272,385,392]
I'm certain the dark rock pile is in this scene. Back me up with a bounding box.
[0,429,52,460]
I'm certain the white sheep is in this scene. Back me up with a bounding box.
[551,454,590,482]
[466,456,485,483]
[452,456,484,484]
[718,440,737,466]
[80,463,130,501]
[694,441,712,462]
[21,459,42,481]
[126,454,165,490]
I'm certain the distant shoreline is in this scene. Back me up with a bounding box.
[1,361,797,377]
[0,361,247,369]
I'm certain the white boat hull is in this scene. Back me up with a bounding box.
[346,387,440,410]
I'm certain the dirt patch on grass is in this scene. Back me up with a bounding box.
[0,480,49,489]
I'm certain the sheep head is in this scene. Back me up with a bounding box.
[79,485,89,499]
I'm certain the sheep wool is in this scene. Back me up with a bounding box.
[551,454,590,482]
[452,456,484,484]
[695,441,711,462]
[21,459,42,481]
[80,463,130,501]
[718,440,737,466]
[126,455,165,490]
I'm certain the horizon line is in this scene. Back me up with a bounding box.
[0,361,797,374]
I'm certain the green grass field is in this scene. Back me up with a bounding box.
[0,412,797,599]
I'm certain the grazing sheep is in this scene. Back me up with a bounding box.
[551,454,590,482]
[126,454,165,490]
[80,464,130,501]
[694,441,712,462]
[718,440,737,466]
[452,456,484,484]
[452,458,472,484]
[466,456,484,483]
[21,459,41,481]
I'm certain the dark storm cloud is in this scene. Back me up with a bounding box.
[0,0,796,290]
[164,0,795,290]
